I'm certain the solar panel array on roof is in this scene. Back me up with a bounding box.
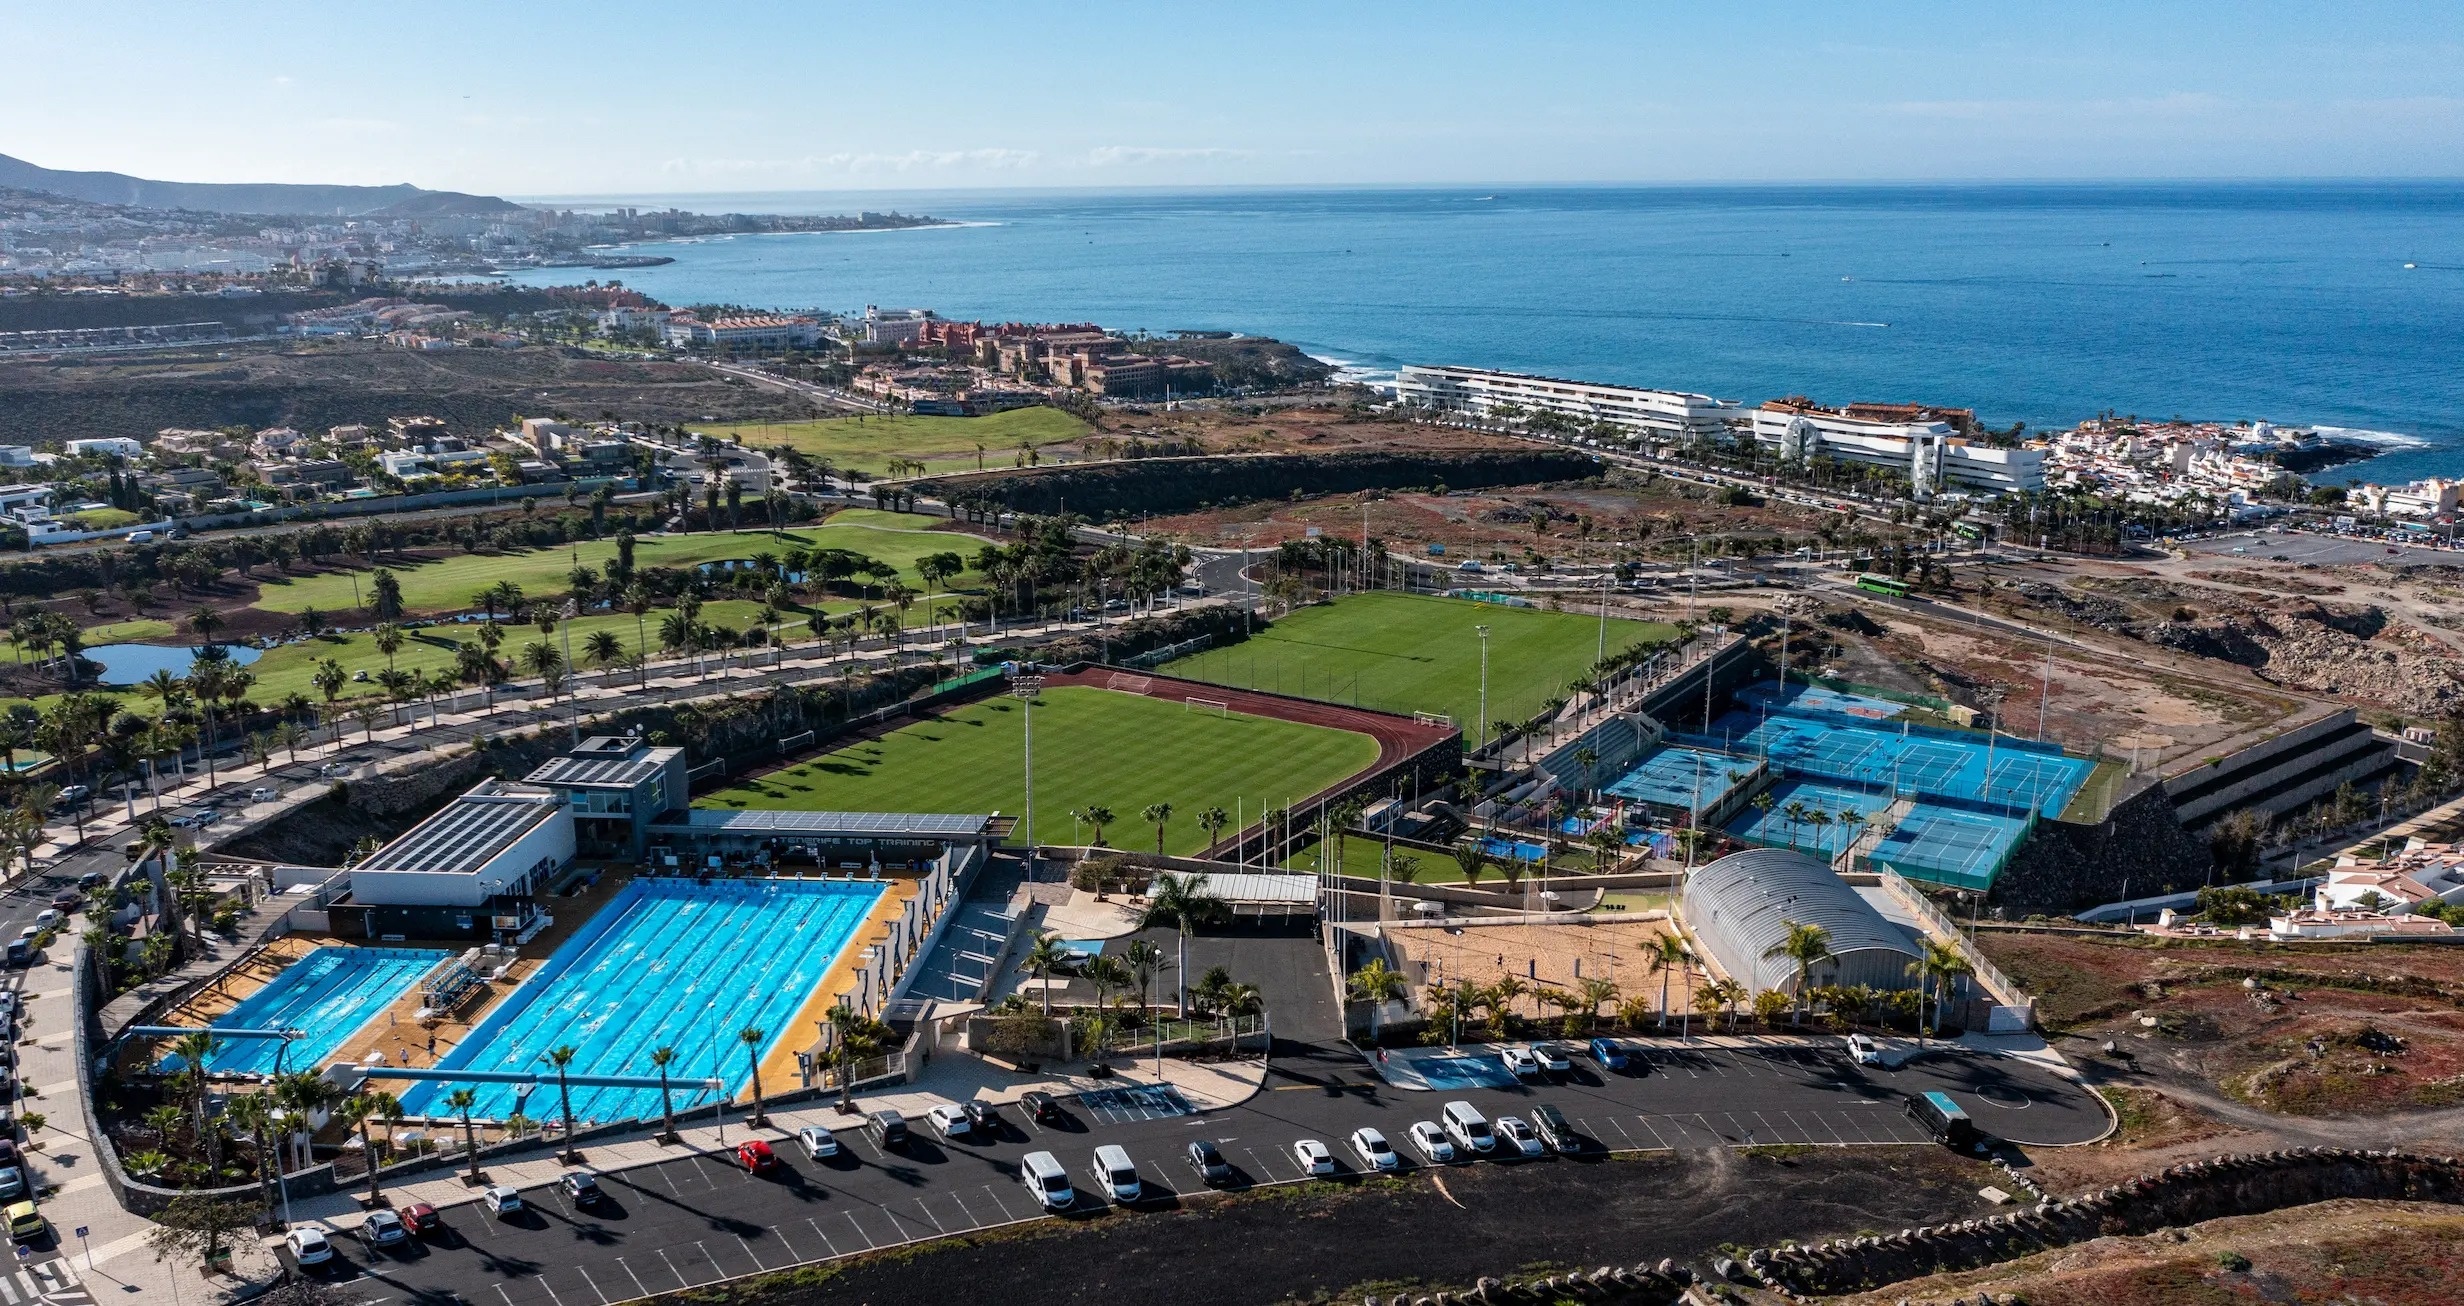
[527,753,667,787]
[358,789,562,874]
[654,809,993,839]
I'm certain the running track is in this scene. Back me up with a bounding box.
[1038,667,1457,855]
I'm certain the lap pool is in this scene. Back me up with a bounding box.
[172,946,450,1076]
[398,878,884,1123]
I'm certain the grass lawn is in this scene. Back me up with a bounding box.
[250,511,994,617]
[703,407,1088,476]
[699,684,1380,855]
[1163,592,1682,731]
[242,600,778,704]
[5,617,177,647]
[69,507,141,529]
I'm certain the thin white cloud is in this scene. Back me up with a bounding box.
[1082,145,1257,167]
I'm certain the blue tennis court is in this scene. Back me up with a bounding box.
[1870,803,2031,892]
[168,946,450,1076]
[1603,745,1756,816]
[1723,778,1889,861]
[1690,707,2088,816]
[1736,682,1909,720]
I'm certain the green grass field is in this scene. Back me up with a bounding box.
[250,511,994,617]
[1162,592,1681,732]
[703,407,1087,476]
[699,684,1380,855]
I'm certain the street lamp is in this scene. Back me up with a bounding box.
[1013,676,1044,881]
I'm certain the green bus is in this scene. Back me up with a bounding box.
[1854,573,1912,598]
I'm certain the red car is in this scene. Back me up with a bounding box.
[397,1202,444,1237]
[736,1139,777,1172]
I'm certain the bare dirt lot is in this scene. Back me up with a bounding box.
[1831,1198,2464,1306]
[1981,930,2464,1116]
[688,1146,1998,1306]
[0,338,810,444]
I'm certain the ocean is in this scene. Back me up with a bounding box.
[503,184,2464,485]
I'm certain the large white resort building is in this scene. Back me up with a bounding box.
[1396,365,2044,495]
[1394,365,1741,440]
[1750,399,2045,495]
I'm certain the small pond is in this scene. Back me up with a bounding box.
[84,642,262,686]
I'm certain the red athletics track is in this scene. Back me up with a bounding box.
[1036,667,1457,853]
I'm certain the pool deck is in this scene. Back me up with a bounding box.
[751,873,920,1102]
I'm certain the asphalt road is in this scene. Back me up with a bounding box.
[289,1037,2100,1306]
[2178,530,2444,568]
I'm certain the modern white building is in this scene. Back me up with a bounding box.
[339,781,574,938]
[64,437,144,459]
[1750,403,2043,495]
[1394,365,1741,440]
[862,306,933,346]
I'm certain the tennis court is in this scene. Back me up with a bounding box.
[1689,707,2088,816]
[1869,802,2031,892]
[1736,682,1908,720]
[1603,745,1756,816]
[1723,778,1888,861]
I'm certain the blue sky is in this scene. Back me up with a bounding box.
[10,2,2463,194]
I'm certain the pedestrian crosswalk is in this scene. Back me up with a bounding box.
[0,1261,87,1306]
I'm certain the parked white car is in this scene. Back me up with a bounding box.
[1292,1138,1335,1176]
[1495,1116,1546,1159]
[284,1227,335,1266]
[481,1184,523,1216]
[1408,1121,1457,1163]
[1530,1042,1571,1074]
[1500,1045,1542,1078]
[1349,1127,1399,1172]
[797,1125,841,1159]
[1846,1034,1884,1066]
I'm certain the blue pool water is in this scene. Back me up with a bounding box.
[399,878,884,1122]
[170,946,449,1076]
[1478,837,1550,864]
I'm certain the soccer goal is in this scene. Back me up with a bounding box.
[1106,672,1154,694]
[1185,697,1231,717]
[777,730,816,754]
[1414,711,1454,728]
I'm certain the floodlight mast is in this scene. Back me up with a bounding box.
[1013,676,1045,880]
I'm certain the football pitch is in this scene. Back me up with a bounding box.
[1161,592,1680,733]
[698,685,1380,856]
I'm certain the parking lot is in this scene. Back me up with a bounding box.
[288,1035,2101,1305]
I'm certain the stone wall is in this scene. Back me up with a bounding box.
[1750,1148,2464,1299]
[1992,781,2211,916]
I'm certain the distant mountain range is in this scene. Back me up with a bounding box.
[0,152,523,218]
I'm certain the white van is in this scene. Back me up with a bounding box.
[1090,1144,1141,1202]
[1020,1151,1073,1211]
[1441,1100,1496,1155]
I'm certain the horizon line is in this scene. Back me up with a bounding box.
[503,175,2464,203]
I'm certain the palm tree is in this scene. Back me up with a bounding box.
[1763,921,1835,1028]
[648,1046,681,1143]
[1021,929,1074,1018]
[1076,804,1115,847]
[1347,958,1409,1040]
[1577,977,1620,1031]
[1451,842,1490,888]
[737,1026,769,1126]
[827,1003,891,1112]
[585,629,625,677]
[1645,933,1693,1030]
[1123,939,1165,1016]
[187,605,224,645]
[543,1044,580,1160]
[447,1088,482,1182]
[1907,939,1974,1040]
[1141,802,1173,856]
[312,659,348,742]
[224,1093,280,1219]
[342,1090,403,1205]
[372,623,404,674]
[1133,871,1227,1016]
[1196,805,1229,854]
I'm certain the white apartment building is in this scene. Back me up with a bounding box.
[2356,478,2458,519]
[862,306,932,345]
[63,437,144,459]
[1393,364,1741,439]
[1750,403,2043,495]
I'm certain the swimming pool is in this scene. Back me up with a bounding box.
[398,878,884,1122]
[171,946,450,1076]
